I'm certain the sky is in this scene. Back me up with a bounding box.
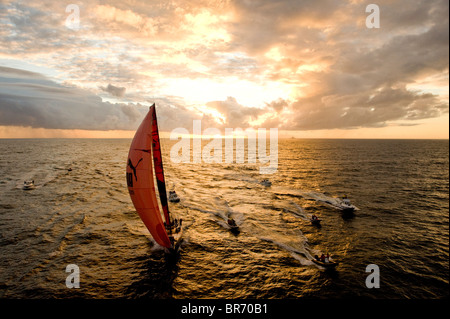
[0,0,448,139]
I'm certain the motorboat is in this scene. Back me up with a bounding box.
[227,217,239,233]
[23,180,35,190]
[338,195,356,212]
[168,190,180,203]
[324,195,357,212]
[310,215,321,226]
[312,255,338,269]
[260,179,272,187]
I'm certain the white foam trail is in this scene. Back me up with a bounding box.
[272,187,359,211]
[181,203,224,218]
[290,252,315,266]
[150,242,166,252]
[258,236,307,257]
[288,201,310,221]
[257,232,328,268]
[182,195,244,230]
[14,164,62,189]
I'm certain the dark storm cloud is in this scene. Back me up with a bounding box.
[0,67,144,130]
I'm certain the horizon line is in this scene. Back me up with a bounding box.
[0,137,448,140]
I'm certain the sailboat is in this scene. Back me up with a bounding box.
[126,104,183,253]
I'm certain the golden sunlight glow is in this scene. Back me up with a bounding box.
[247,112,277,127]
[160,77,292,108]
[265,47,284,61]
[406,73,449,102]
[296,63,326,73]
[93,5,157,36]
[195,105,227,125]
[182,9,232,44]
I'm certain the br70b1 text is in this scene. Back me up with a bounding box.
[225,303,267,314]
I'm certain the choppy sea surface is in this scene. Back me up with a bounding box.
[0,138,448,299]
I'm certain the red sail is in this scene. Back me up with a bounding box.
[126,106,171,248]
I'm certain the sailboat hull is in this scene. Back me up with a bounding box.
[168,229,184,253]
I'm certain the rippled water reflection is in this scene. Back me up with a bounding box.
[0,139,448,298]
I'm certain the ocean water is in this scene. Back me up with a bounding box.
[0,138,448,299]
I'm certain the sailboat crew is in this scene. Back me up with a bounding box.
[165,218,182,233]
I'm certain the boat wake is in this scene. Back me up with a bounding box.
[181,196,244,231]
[257,235,316,266]
[282,201,311,221]
[272,186,359,211]
[14,164,63,190]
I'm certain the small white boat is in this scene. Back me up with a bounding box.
[23,180,35,190]
[325,195,357,212]
[337,195,356,212]
[168,190,180,203]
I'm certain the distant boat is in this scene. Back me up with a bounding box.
[23,180,35,190]
[310,215,321,226]
[261,179,272,187]
[312,255,338,269]
[324,195,357,212]
[168,190,180,203]
[126,104,183,253]
[227,217,239,233]
[337,195,356,212]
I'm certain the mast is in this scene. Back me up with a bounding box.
[150,104,172,229]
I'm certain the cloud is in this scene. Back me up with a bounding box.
[284,88,447,130]
[205,96,264,127]
[100,83,126,97]
[0,0,448,134]
[0,66,202,132]
[0,67,143,130]
[266,99,288,113]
